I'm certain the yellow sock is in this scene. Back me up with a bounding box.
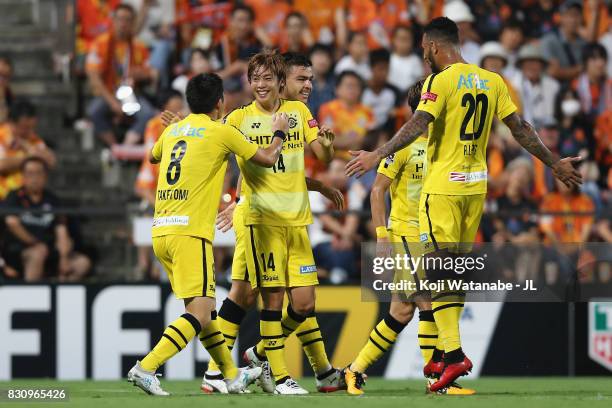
[208,299,246,373]
[255,304,305,358]
[432,290,465,362]
[141,313,201,372]
[260,309,289,382]
[417,310,438,365]
[199,311,238,379]
[297,313,332,376]
[353,314,406,372]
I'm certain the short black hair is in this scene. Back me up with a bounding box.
[186,73,224,114]
[582,42,608,64]
[21,156,49,173]
[502,18,523,32]
[190,48,210,61]
[9,100,36,122]
[423,17,459,45]
[231,4,255,21]
[282,52,312,70]
[336,70,365,90]
[156,89,183,110]
[309,43,333,58]
[407,79,426,112]
[392,24,412,38]
[369,48,391,67]
[115,3,136,17]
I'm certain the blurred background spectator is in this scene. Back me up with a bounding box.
[3,158,91,282]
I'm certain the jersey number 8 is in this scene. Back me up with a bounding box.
[166,140,187,185]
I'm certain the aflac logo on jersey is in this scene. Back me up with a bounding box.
[169,123,205,138]
[457,73,490,91]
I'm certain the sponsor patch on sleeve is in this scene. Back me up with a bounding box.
[421,92,438,102]
[308,118,318,128]
[420,233,429,242]
[300,265,317,274]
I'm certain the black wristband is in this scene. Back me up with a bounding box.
[272,130,286,141]
[235,196,240,203]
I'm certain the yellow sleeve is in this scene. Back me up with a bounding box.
[223,108,244,128]
[495,76,518,120]
[377,148,408,180]
[416,72,449,120]
[299,101,319,144]
[151,129,165,161]
[222,125,258,160]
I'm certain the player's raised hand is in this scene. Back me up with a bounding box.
[161,110,184,128]
[316,127,335,148]
[216,202,236,232]
[552,157,583,189]
[345,150,379,178]
[321,185,345,211]
[271,112,289,133]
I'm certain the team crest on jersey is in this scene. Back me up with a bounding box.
[421,92,437,102]
[288,116,298,129]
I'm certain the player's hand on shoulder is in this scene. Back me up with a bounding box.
[216,202,236,232]
[317,126,335,148]
[552,156,583,189]
[271,112,289,133]
[161,110,183,128]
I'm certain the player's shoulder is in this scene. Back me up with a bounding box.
[281,98,309,111]
[223,102,253,123]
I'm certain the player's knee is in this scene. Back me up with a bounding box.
[390,302,415,325]
[290,298,315,316]
[25,243,49,260]
[229,281,257,309]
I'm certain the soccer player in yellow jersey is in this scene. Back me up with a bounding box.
[223,51,334,395]
[346,17,582,392]
[127,73,288,396]
[205,52,344,395]
[343,80,474,396]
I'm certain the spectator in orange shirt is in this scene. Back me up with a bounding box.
[278,12,314,54]
[319,71,375,158]
[244,0,291,47]
[134,89,184,280]
[85,4,156,146]
[540,178,595,246]
[0,101,56,200]
[574,43,612,118]
[346,0,409,49]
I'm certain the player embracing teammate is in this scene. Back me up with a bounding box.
[346,17,581,394]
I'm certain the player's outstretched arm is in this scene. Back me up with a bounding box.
[345,111,433,177]
[371,173,393,257]
[306,177,344,210]
[502,112,582,188]
[249,112,289,167]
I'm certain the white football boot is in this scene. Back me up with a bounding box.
[226,366,263,393]
[243,346,275,393]
[274,377,309,395]
[201,371,228,394]
[127,361,169,396]
[315,368,345,392]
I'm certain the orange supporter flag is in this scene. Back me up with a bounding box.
[539,192,595,243]
[76,0,120,55]
[347,0,409,49]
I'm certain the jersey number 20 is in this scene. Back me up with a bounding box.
[166,140,187,185]
[460,93,488,141]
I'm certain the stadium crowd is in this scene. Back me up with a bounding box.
[0,0,610,285]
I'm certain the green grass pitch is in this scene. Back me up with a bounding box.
[1,378,611,408]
